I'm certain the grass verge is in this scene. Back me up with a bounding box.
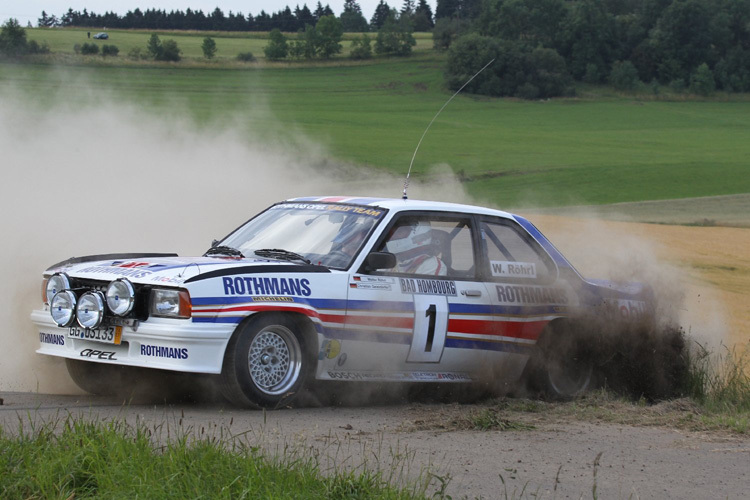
[683,342,750,432]
[0,415,445,499]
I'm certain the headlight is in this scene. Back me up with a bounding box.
[76,291,105,329]
[106,279,135,316]
[150,288,191,319]
[45,273,70,305]
[50,291,77,327]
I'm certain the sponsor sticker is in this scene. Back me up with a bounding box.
[272,203,383,218]
[151,275,186,284]
[490,261,537,278]
[496,285,569,304]
[319,339,341,360]
[251,296,295,302]
[399,278,457,296]
[80,349,117,360]
[617,300,647,319]
[140,344,189,360]
[39,332,65,346]
[222,277,311,296]
[326,370,472,382]
[80,265,153,279]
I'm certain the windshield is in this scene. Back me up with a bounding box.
[220,203,387,269]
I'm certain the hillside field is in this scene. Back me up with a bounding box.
[25,27,434,60]
[3,54,749,210]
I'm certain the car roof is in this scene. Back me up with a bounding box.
[286,196,516,219]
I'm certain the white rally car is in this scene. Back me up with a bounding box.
[32,197,651,408]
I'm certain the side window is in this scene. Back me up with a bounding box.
[481,221,555,283]
[376,215,475,278]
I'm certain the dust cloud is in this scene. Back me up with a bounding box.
[528,210,730,348]
[0,87,469,394]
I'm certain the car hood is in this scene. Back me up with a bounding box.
[46,254,329,286]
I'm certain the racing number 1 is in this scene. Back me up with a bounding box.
[424,304,436,351]
[407,296,449,363]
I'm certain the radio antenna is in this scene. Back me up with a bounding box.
[402,58,495,200]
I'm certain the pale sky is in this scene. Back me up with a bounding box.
[2,1,436,26]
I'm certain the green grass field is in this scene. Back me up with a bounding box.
[25,27,434,60]
[2,50,749,208]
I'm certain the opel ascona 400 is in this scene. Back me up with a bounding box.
[32,197,651,408]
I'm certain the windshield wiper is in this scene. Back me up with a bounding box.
[254,248,311,264]
[204,245,245,258]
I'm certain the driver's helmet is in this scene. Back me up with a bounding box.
[385,220,432,260]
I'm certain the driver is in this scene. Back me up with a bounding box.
[325,222,370,267]
[385,220,447,276]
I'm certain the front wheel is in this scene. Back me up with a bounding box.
[220,314,315,408]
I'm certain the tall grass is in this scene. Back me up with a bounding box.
[684,341,750,430]
[0,415,444,499]
[685,342,750,408]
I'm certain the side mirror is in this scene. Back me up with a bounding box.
[365,252,397,271]
[211,239,219,248]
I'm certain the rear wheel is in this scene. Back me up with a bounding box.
[525,321,594,399]
[220,314,315,408]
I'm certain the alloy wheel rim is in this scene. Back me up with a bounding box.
[248,325,302,395]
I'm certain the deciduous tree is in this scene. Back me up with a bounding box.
[0,18,28,57]
[202,36,217,59]
[264,28,289,60]
[316,15,343,58]
[375,11,416,56]
[350,34,372,59]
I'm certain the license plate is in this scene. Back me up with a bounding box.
[68,325,123,345]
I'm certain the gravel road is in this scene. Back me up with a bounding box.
[1,391,747,499]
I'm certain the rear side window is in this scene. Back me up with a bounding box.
[480,221,555,283]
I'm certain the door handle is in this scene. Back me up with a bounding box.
[461,289,482,297]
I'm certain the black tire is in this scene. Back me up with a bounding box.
[219,313,316,409]
[524,321,594,400]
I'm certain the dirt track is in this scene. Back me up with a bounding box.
[1,391,748,499]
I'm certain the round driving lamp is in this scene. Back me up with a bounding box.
[76,291,105,329]
[46,273,71,305]
[106,279,135,316]
[50,290,77,327]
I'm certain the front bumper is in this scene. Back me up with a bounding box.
[31,309,234,374]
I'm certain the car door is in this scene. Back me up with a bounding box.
[478,217,569,356]
[340,212,494,380]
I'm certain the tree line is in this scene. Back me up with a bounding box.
[25,0,750,97]
[37,0,435,33]
[263,11,417,61]
[438,0,750,97]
